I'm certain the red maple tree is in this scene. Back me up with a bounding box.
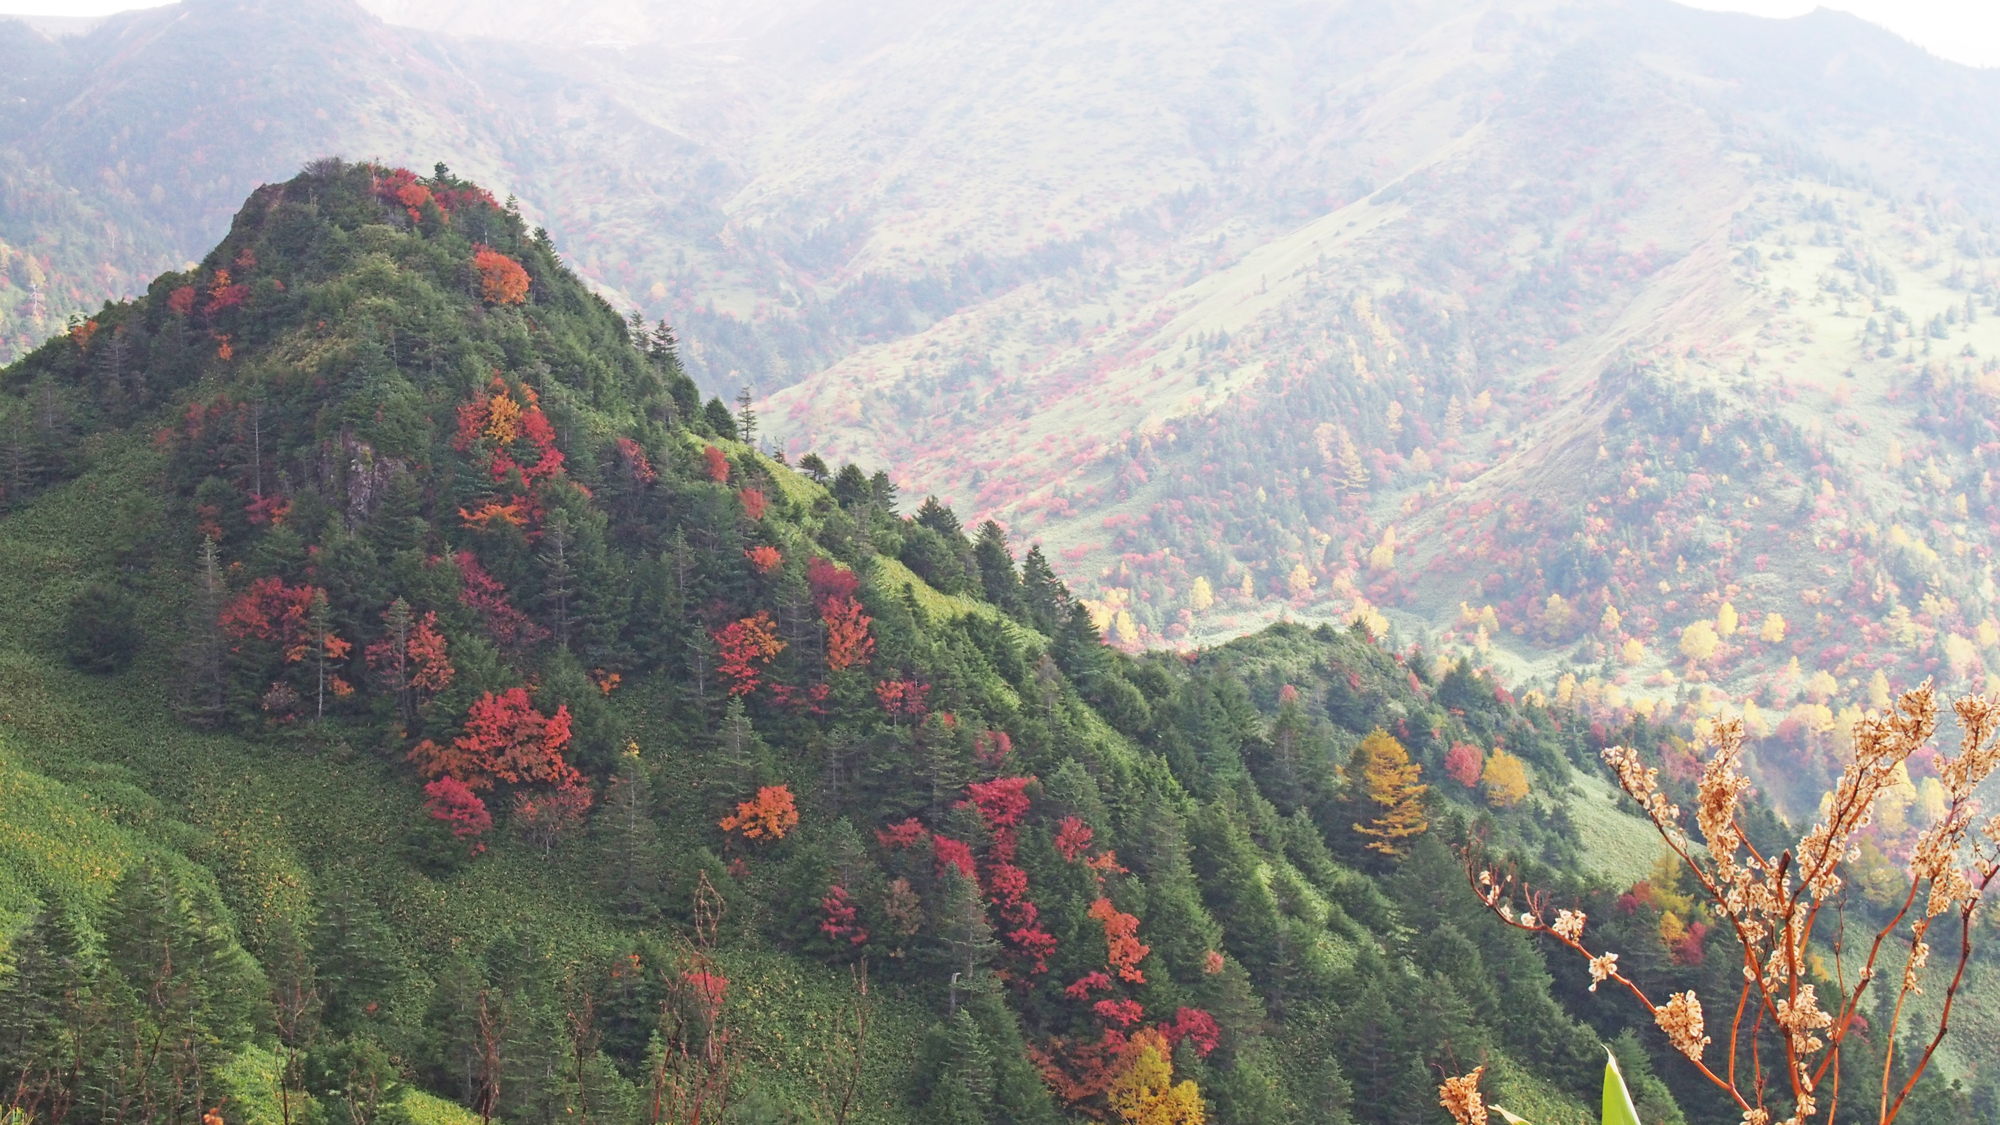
[514,784,593,853]
[819,883,868,946]
[932,836,977,881]
[1157,1008,1220,1057]
[874,679,930,722]
[1065,971,1113,1000]
[409,687,580,791]
[366,604,454,718]
[455,551,547,650]
[714,612,785,695]
[1055,817,1096,861]
[1093,999,1144,1028]
[876,818,927,850]
[808,557,858,603]
[423,777,493,854]
[615,436,658,485]
[1443,742,1484,788]
[219,576,316,653]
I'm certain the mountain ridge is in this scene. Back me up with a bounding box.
[6,0,2000,737]
[0,157,1795,1125]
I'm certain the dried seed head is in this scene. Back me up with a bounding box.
[1439,1067,1487,1125]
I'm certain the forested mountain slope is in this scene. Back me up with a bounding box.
[8,1,2000,771]
[17,163,1990,1125]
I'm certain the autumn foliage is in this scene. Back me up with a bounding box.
[454,377,564,488]
[875,818,927,850]
[1089,897,1149,984]
[819,883,867,945]
[365,602,454,716]
[1479,747,1530,808]
[1031,1027,1206,1124]
[714,612,785,695]
[805,556,874,672]
[719,784,798,841]
[409,687,580,791]
[455,551,546,650]
[1055,816,1096,861]
[514,785,594,853]
[1349,729,1429,856]
[1443,741,1484,788]
[473,245,530,304]
[874,678,930,720]
[821,595,874,671]
[220,576,317,655]
[1157,1008,1220,1058]
[932,835,978,881]
[1107,1029,1205,1125]
[422,777,493,851]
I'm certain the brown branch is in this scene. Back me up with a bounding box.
[1883,863,1996,1124]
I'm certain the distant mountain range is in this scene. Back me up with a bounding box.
[6,0,2000,752]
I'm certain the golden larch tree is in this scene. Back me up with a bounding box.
[1109,1030,1204,1125]
[1350,729,1428,855]
[1480,748,1530,809]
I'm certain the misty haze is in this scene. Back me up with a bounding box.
[1,2,1998,1124]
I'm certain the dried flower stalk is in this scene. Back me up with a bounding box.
[1461,683,2000,1125]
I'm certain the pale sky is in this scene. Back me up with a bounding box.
[1679,0,2000,68]
[1,0,1995,68]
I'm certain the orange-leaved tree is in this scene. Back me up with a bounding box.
[366,597,454,724]
[473,245,529,305]
[720,784,798,842]
[1457,686,2000,1125]
[1089,897,1149,984]
[822,595,874,672]
[1349,729,1428,855]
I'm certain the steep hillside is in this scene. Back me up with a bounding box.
[21,163,1984,1125]
[741,2,2000,769]
[10,1,2000,740]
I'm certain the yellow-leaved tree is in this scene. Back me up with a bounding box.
[1349,729,1429,855]
[1716,601,1739,637]
[1286,563,1316,598]
[1109,1030,1205,1125]
[1481,749,1530,809]
[1189,576,1214,612]
[1679,620,1718,663]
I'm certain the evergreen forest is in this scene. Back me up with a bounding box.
[0,162,1992,1125]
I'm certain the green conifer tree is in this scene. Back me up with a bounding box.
[918,1009,993,1125]
[1017,545,1068,633]
[178,536,228,726]
[972,521,1020,612]
[599,741,664,917]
